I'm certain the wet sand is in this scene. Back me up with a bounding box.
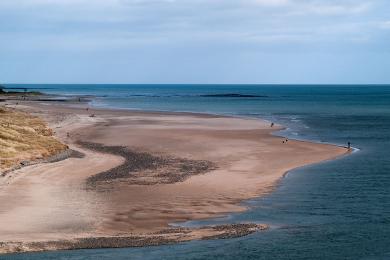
[0,100,349,254]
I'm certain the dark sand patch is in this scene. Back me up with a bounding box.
[78,142,217,186]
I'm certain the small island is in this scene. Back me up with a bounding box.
[200,93,268,98]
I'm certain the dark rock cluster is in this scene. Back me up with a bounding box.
[0,223,267,254]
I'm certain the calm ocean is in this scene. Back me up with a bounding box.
[2,85,390,260]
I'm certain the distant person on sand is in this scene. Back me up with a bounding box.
[348,142,351,149]
[271,122,274,127]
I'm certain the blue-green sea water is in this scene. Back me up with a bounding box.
[2,85,390,260]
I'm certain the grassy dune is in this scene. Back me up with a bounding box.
[0,107,67,172]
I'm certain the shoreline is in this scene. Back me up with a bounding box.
[1,149,85,178]
[68,93,356,151]
[0,91,359,150]
[0,97,350,254]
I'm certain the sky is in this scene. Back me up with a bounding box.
[0,0,389,84]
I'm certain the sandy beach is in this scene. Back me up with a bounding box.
[0,99,349,254]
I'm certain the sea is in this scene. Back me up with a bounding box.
[2,84,390,260]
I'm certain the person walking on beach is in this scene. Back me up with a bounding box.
[347,141,351,149]
[271,122,274,128]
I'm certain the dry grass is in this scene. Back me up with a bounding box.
[0,107,67,171]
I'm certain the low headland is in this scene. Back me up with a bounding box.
[0,85,42,97]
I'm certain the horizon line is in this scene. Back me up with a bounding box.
[3,83,390,86]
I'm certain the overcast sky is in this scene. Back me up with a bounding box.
[1,0,389,84]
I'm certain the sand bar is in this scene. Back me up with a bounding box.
[0,100,349,253]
